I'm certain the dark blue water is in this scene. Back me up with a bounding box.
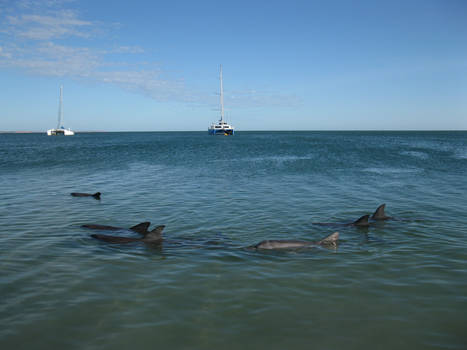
[1,131,466,349]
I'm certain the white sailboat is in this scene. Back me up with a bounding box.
[47,86,75,136]
[208,65,235,135]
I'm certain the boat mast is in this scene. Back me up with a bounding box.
[219,65,224,123]
[57,85,63,129]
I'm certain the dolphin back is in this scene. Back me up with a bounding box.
[82,224,119,230]
[353,214,370,227]
[91,234,141,244]
[71,192,101,199]
[252,240,311,250]
[371,204,389,220]
[317,232,339,247]
[142,225,165,242]
[130,222,151,234]
[251,232,339,250]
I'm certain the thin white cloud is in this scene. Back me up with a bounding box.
[15,0,77,10]
[228,89,302,108]
[5,10,93,40]
[0,46,12,59]
[112,46,145,54]
[0,0,300,107]
[0,41,199,103]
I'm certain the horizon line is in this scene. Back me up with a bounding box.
[1,130,466,134]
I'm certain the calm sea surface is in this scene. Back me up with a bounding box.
[1,131,466,349]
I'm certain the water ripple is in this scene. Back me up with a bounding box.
[1,132,466,349]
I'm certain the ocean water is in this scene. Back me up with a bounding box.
[1,131,466,350]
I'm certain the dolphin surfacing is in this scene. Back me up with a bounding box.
[82,222,150,234]
[353,214,370,227]
[71,192,101,200]
[91,225,165,244]
[371,204,391,220]
[250,232,339,250]
[313,214,370,227]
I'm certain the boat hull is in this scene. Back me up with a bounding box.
[47,128,75,136]
[208,128,234,135]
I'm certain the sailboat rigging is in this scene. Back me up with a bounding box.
[208,65,235,135]
[47,85,75,136]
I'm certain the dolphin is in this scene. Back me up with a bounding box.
[249,232,339,250]
[71,192,101,200]
[313,214,370,227]
[371,204,391,221]
[82,222,150,234]
[91,225,165,244]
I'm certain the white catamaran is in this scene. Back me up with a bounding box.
[208,65,235,135]
[47,85,74,136]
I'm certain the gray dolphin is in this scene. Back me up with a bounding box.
[371,204,391,220]
[82,222,150,234]
[91,225,165,244]
[313,214,370,227]
[249,231,339,250]
[71,192,101,200]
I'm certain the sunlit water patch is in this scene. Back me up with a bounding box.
[400,150,429,159]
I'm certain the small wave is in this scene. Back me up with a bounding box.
[241,155,314,163]
[400,151,429,160]
[453,149,467,159]
[362,167,421,175]
[399,140,453,153]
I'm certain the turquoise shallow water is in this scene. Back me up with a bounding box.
[1,131,466,349]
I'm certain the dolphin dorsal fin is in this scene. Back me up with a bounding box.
[353,214,370,226]
[371,204,387,219]
[130,222,150,234]
[143,225,165,241]
[318,232,339,247]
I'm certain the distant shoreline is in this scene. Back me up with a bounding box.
[1,130,466,134]
[0,131,107,134]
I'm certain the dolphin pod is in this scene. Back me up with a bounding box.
[313,204,393,227]
[249,232,339,250]
[71,192,101,200]
[89,225,338,251]
[82,222,151,234]
[91,225,165,244]
[81,203,394,251]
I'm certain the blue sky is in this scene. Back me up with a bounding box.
[0,0,466,131]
